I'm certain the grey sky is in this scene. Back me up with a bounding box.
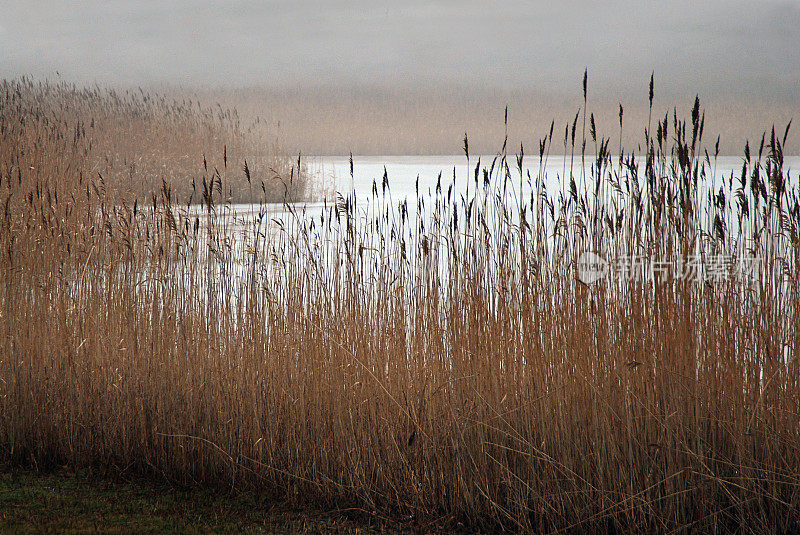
[1,1,799,98]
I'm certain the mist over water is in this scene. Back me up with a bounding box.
[195,85,799,157]
[3,1,798,156]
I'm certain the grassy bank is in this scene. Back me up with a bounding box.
[0,468,396,533]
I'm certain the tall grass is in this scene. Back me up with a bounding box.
[1,76,799,533]
[0,78,311,204]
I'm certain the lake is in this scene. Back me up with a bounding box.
[311,154,800,206]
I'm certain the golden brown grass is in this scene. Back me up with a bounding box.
[1,77,799,533]
[2,78,310,204]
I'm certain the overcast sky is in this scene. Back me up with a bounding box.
[2,1,799,99]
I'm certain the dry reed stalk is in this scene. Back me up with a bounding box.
[0,77,798,533]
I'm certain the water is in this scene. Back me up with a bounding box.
[175,153,800,315]
[311,154,800,207]
[213,153,800,243]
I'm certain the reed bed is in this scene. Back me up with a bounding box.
[0,78,310,204]
[1,76,799,533]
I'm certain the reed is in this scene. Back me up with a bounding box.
[0,78,311,205]
[0,76,798,533]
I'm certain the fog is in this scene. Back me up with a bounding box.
[2,1,798,153]
[2,1,798,96]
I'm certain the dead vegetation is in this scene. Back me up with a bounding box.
[0,75,798,533]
